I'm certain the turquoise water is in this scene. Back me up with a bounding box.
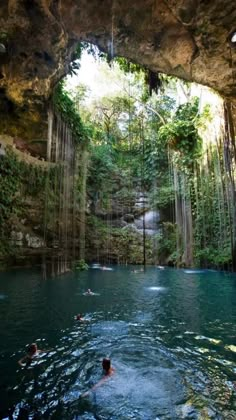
[0,266,235,419]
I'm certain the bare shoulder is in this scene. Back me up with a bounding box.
[108,367,116,376]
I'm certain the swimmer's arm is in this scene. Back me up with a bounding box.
[81,379,106,397]
[92,376,108,391]
[92,369,115,390]
[81,369,115,397]
[74,317,89,322]
[38,348,53,353]
[18,349,52,365]
[18,355,28,366]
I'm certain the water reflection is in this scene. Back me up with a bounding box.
[146,286,166,291]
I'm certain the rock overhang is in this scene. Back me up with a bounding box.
[0,0,235,139]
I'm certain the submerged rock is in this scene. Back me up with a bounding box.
[177,403,199,419]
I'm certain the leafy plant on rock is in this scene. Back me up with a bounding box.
[158,98,202,170]
[53,82,91,145]
[0,147,21,229]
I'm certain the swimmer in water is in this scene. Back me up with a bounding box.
[75,313,84,321]
[85,289,94,295]
[132,268,144,273]
[156,265,165,270]
[102,357,115,377]
[81,358,115,397]
[18,343,50,367]
[74,313,90,322]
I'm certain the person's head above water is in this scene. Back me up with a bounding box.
[102,357,111,374]
[27,343,38,356]
[87,289,92,293]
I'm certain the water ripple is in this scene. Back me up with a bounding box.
[0,266,235,419]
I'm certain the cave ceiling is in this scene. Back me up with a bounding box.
[0,0,236,139]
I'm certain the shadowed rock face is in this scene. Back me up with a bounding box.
[0,0,235,138]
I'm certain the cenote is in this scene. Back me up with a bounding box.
[0,266,235,419]
[1,3,236,419]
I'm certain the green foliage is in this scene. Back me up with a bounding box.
[80,43,167,95]
[0,147,61,258]
[115,57,168,95]
[66,51,231,270]
[158,98,202,169]
[68,43,82,76]
[194,246,231,268]
[20,164,49,196]
[87,215,153,264]
[115,57,145,75]
[72,84,90,108]
[0,148,21,228]
[156,223,177,264]
[73,259,89,271]
[197,104,213,130]
[191,145,233,269]
[88,143,117,193]
[176,97,199,120]
[80,42,107,60]
[0,149,49,260]
[53,82,90,144]
[150,185,175,209]
[0,32,8,41]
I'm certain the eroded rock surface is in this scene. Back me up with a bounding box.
[0,0,236,138]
